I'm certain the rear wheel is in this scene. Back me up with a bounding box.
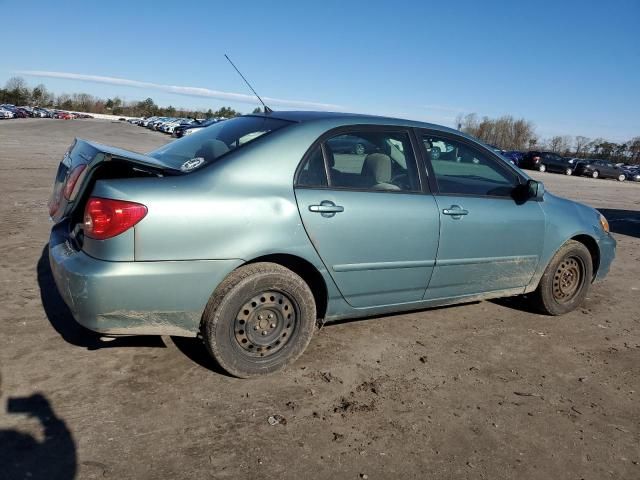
[538,164,546,172]
[617,174,626,182]
[531,240,593,315]
[565,168,573,175]
[201,262,316,378]
[592,170,599,179]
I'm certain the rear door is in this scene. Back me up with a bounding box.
[295,127,440,308]
[418,130,546,299]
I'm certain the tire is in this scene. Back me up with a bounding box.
[565,168,573,175]
[201,262,316,378]
[617,174,626,182]
[592,170,599,179]
[538,164,546,172]
[530,240,593,315]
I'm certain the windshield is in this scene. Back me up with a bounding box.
[148,116,293,172]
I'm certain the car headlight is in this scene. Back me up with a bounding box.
[599,214,610,233]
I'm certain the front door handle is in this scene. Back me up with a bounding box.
[309,200,344,217]
[442,205,469,218]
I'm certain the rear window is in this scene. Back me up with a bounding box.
[148,116,293,172]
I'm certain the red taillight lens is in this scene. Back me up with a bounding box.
[83,197,147,240]
[48,198,59,217]
[63,164,87,199]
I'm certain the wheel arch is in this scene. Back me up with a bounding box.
[242,253,328,320]
[570,234,600,280]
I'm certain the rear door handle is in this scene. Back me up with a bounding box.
[442,205,469,217]
[309,201,344,217]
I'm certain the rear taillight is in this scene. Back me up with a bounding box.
[83,197,147,240]
[63,164,87,199]
[48,197,60,217]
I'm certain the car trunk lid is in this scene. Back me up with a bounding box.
[48,138,177,223]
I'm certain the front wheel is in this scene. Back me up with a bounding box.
[592,170,599,179]
[565,168,573,175]
[617,174,626,182]
[538,164,546,172]
[530,240,593,315]
[201,262,316,378]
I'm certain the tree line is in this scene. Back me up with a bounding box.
[0,76,260,119]
[2,76,637,164]
[456,112,640,164]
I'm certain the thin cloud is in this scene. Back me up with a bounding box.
[16,70,344,110]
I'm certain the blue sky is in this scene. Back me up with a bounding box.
[1,0,638,141]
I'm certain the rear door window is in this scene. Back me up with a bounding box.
[324,131,420,192]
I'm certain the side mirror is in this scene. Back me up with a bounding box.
[527,179,545,200]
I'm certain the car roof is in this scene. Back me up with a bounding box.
[255,110,463,135]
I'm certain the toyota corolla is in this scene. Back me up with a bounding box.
[48,111,616,377]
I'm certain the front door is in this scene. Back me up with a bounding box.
[294,128,440,308]
[419,131,546,300]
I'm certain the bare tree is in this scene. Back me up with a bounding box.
[458,113,536,150]
[629,137,640,164]
[573,136,590,157]
[545,135,572,154]
[4,76,27,91]
[586,138,605,157]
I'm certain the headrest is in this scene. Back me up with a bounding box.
[362,153,392,183]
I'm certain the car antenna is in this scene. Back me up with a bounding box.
[224,54,273,114]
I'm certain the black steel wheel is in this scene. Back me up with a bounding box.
[233,290,297,358]
[531,240,593,315]
[202,262,316,378]
[551,256,585,304]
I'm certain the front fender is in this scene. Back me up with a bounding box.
[525,193,614,292]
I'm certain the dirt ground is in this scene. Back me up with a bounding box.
[0,118,638,480]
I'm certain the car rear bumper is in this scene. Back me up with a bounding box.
[595,232,616,281]
[48,223,243,337]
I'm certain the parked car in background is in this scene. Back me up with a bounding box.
[622,165,640,182]
[47,111,616,378]
[327,135,379,155]
[160,118,194,134]
[502,151,524,166]
[0,107,14,119]
[487,144,505,155]
[140,116,158,127]
[148,117,170,130]
[521,151,575,174]
[1,104,30,118]
[15,107,33,118]
[574,159,627,181]
[175,118,221,137]
[33,107,53,118]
